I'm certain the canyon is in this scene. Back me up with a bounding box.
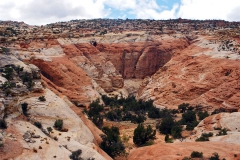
[0,19,240,159]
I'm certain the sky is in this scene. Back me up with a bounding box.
[0,0,240,25]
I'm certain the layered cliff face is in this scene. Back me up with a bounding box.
[137,36,240,110]
[1,19,240,159]
[0,54,110,160]
[10,30,240,110]
[8,33,189,106]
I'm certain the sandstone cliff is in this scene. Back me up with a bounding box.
[137,35,240,110]
[1,19,240,160]
[0,55,111,160]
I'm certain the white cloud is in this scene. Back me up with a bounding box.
[177,0,240,21]
[102,0,177,19]
[227,6,240,21]
[0,0,240,25]
[0,0,109,25]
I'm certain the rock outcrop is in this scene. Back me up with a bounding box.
[137,36,240,110]
[128,141,240,160]
[0,55,111,160]
[1,19,240,159]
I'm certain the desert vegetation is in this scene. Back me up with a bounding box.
[100,126,125,158]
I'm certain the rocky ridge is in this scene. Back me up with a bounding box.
[0,55,110,159]
[1,19,240,159]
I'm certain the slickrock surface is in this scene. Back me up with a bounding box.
[1,19,240,159]
[138,36,240,110]
[129,112,240,160]
[193,112,240,144]
[13,33,189,105]
[0,54,111,160]
[2,19,240,109]
[128,141,240,160]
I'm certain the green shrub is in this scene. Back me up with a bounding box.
[34,121,42,129]
[164,134,173,143]
[216,128,227,136]
[209,152,220,160]
[202,132,213,137]
[158,117,175,135]
[47,127,53,134]
[0,119,7,129]
[211,108,226,115]
[69,149,83,160]
[53,136,58,141]
[196,132,213,141]
[13,65,23,74]
[54,119,63,131]
[196,136,209,141]
[133,123,156,146]
[91,115,103,128]
[20,72,34,88]
[197,111,209,120]
[3,67,13,80]
[191,151,203,158]
[105,109,122,121]
[181,111,197,124]
[181,110,199,130]
[186,121,199,130]
[4,89,11,96]
[171,124,182,138]
[21,102,29,116]
[85,99,104,128]
[1,81,9,89]
[100,126,125,158]
[130,114,146,124]
[38,96,46,101]
[2,47,10,54]
[178,103,190,113]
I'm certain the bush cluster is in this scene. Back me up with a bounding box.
[216,128,227,136]
[197,111,209,120]
[34,121,42,129]
[157,116,182,139]
[100,126,125,158]
[69,149,83,160]
[38,96,46,101]
[21,102,29,116]
[54,119,63,131]
[196,132,213,141]
[0,119,7,129]
[102,95,172,123]
[133,123,156,146]
[191,151,203,158]
[84,99,104,128]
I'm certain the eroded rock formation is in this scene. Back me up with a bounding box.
[1,19,240,159]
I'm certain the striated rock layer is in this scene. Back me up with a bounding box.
[128,141,240,160]
[129,112,240,160]
[138,36,240,110]
[12,33,189,106]
[0,54,111,160]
